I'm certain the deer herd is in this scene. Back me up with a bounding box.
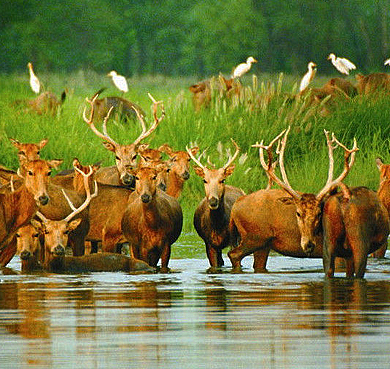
[1,86,390,278]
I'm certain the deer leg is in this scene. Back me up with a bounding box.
[159,244,171,273]
[68,237,85,257]
[345,257,355,278]
[371,242,388,258]
[253,246,271,273]
[206,244,219,268]
[353,246,368,279]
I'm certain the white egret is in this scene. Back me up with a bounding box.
[384,58,390,66]
[327,53,356,75]
[299,61,317,91]
[27,62,40,94]
[107,70,128,94]
[232,56,257,79]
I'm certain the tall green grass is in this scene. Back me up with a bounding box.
[1,71,389,234]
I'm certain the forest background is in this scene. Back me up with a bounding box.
[1,0,390,77]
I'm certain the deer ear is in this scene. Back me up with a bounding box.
[72,158,81,169]
[9,138,21,149]
[376,157,383,170]
[102,142,116,152]
[30,219,44,232]
[39,138,49,149]
[190,146,199,156]
[224,164,235,177]
[158,144,173,155]
[194,166,205,178]
[48,159,63,169]
[67,218,82,232]
[277,197,295,206]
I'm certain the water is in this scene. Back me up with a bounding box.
[1,244,390,369]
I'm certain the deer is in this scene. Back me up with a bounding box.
[0,159,63,267]
[369,158,390,258]
[13,90,67,115]
[228,128,358,273]
[159,144,199,198]
[9,138,49,164]
[356,73,390,95]
[251,128,387,278]
[87,88,146,122]
[186,139,245,270]
[15,223,43,273]
[121,165,183,272]
[83,92,162,188]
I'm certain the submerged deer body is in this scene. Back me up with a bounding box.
[187,140,245,269]
[121,166,183,272]
[228,128,359,274]
[83,92,163,188]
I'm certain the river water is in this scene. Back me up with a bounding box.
[1,239,390,369]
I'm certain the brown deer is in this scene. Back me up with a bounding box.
[356,73,390,95]
[0,159,63,266]
[33,165,98,269]
[121,166,183,272]
[255,128,387,278]
[87,88,146,122]
[159,144,199,198]
[228,128,358,273]
[9,138,49,163]
[15,223,43,272]
[13,91,66,115]
[83,92,163,188]
[189,74,241,111]
[370,158,390,258]
[187,139,245,270]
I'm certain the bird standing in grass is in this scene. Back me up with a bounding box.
[384,58,390,66]
[327,53,356,75]
[27,62,40,94]
[107,70,128,94]
[299,61,317,91]
[232,57,257,79]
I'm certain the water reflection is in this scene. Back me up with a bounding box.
[0,258,389,368]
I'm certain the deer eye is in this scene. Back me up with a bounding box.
[47,171,52,176]
[37,151,40,155]
[33,233,39,238]
[19,151,25,156]
[132,155,137,161]
[28,171,33,176]
[203,179,208,184]
[115,156,121,161]
[296,212,301,218]
[152,176,157,180]
[64,230,70,235]
[135,176,140,181]
[15,233,20,238]
[44,230,49,235]
[220,179,225,184]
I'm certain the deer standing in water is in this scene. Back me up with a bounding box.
[187,139,245,270]
[121,165,183,272]
[228,129,358,273]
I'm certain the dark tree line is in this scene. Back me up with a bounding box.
[1,0,389,77]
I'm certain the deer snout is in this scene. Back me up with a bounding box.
[38,195,50,206]
[302,241,315,255]
[20,250,31,260]
[53,245,65,256]
[141,193,152,203]
[208,196,219,210]
[181,171,190,180]
[121,173,135,188]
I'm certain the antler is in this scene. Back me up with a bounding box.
[186,145,207,170]
[316,131,358,200]
[222,138,240,169]
[61,165,98,223]
[132,93,165,146]
[83,94,117,147]
[252,127,300,198]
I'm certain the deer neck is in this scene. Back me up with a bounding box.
[141,196,160,227]
[166,172,184,198]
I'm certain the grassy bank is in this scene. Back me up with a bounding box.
[1,72,389,239]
